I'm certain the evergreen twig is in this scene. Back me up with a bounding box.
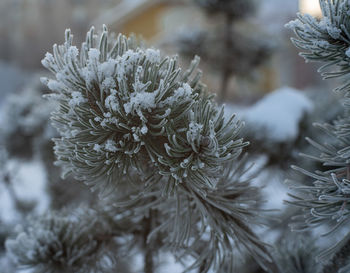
[4,26,272,272]
[287,0,350,269]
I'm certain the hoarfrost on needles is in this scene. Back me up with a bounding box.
[123,87,157,116]
[69,91,87,107]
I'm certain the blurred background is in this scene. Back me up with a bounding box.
[0,0,343,272]
[0,0,325,102]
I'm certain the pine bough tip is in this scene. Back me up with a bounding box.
[26,25,273,272]
[287,0,350,267]
[41,25,247,198]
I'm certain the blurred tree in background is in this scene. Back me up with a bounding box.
[176,0,274,101]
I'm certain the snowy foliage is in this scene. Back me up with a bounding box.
[38,26,272,272]
[286,0,350,265]
[287,0,350,229]
[6,207,132,273]
[41,26,245,197]
[285,0,350,101]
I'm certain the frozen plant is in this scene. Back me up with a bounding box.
[6,206,133,273]
[286,0,350,272]
[40,25,245,199]
[7,26,273,272]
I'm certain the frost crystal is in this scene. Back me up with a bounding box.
[145,48,161,63]
[188,122,203,142]
[105,89,119,112]
[123,90,156,116]
[47,79,65,91]
[140,125,148,135]
[160,83,192,106]
[93,144,102,152]
[105,139,117,152]
[69,92,87,107]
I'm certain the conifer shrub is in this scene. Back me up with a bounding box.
[6,26,272,272]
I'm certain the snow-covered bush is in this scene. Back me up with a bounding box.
[40,26,245,197]
[6,206,133,273]
[8,1,350,271]
[6,26,273,273]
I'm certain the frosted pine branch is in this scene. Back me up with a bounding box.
[286,0,350,266]
[286,0,350,102]
[38,25,272,272]
[6,207,134,273]
[287,0,350,232]
[41,25,247,198]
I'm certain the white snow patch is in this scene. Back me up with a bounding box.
[123,90,156,115]
[100,59,118,78]
[130,252,143,272]
[227,87,313,142]
[0,160,49,224]
[258,168,288,210]
[88,48,100,61]
[12,160,49,213]
[133,133,140,142]
[47,79,65,91]
[93,144,102,152]
[0,182,19,223]
[140,125,148,135]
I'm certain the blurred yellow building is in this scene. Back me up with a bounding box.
[93,0,206,44]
